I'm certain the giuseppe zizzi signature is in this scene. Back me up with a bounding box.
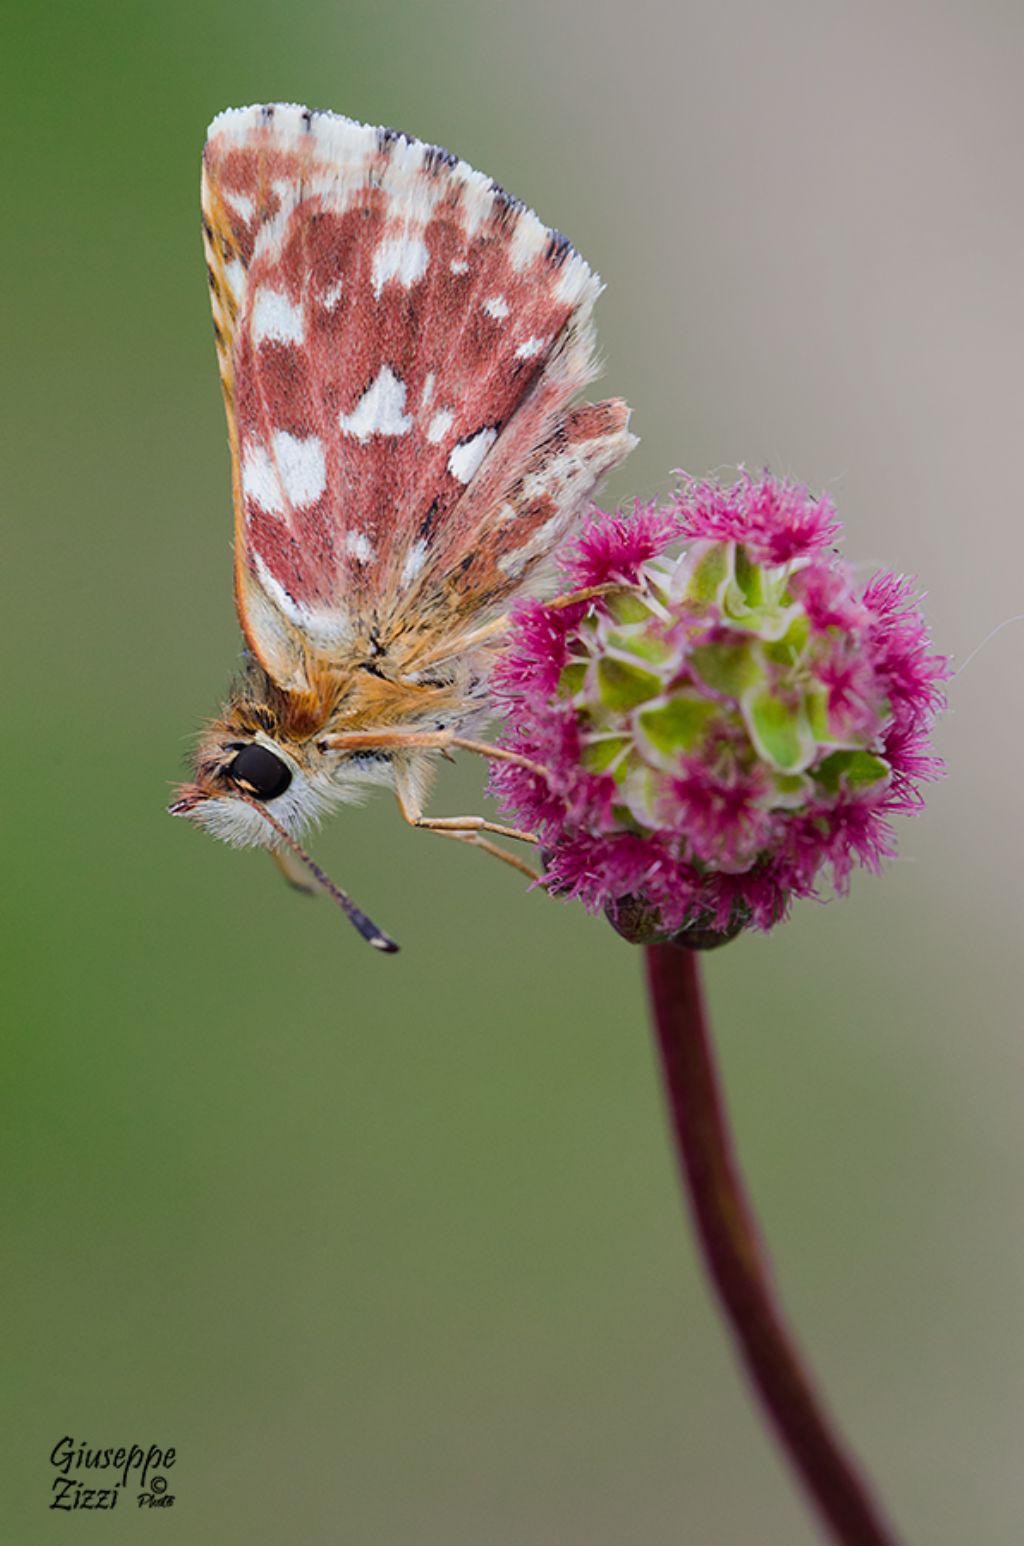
[49,1436,176,1510]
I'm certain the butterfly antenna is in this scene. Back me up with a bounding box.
[237,792,399,953]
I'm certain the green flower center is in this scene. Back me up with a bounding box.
[558,541,891,841]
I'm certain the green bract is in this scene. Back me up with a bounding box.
[557,540,892,838]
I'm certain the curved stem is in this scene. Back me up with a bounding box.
[644,944,900,1545]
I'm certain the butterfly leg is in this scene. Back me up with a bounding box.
[392,760,541,881]
[411,615,510,670]
[425,826,541,882]
[545,582,622,610]
[402,590,621,674]
[271,846,320,895]
[320,728,548,778]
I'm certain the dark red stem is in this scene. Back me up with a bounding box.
[644,943,901,1545]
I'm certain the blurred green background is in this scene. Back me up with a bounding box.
[5,2,1022,1542]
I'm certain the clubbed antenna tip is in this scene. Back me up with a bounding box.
[236,792,400,954]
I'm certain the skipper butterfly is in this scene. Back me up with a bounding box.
[170,104,635,948]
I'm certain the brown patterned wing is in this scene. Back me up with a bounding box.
[202,104,635,692]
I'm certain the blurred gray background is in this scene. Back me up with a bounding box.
[5,1,1023,1541]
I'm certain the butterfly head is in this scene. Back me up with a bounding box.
[170,704,400,952]
[170,666,401,846]
[169,722,321,847]
[169,664,341,840]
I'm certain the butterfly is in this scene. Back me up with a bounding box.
[170,104,635,949]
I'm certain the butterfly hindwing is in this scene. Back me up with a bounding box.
[202,104,635,691]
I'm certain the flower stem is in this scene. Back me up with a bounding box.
[644,943,900,1545]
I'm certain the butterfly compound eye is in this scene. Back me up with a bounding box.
[228,743,293,801]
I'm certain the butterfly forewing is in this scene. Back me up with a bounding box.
[202,104,635,690]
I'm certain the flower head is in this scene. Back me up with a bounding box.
[490,473,949,944]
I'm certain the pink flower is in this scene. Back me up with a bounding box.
[561,498,683,587]
[490,473,950,944]
[674,469,842,564]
